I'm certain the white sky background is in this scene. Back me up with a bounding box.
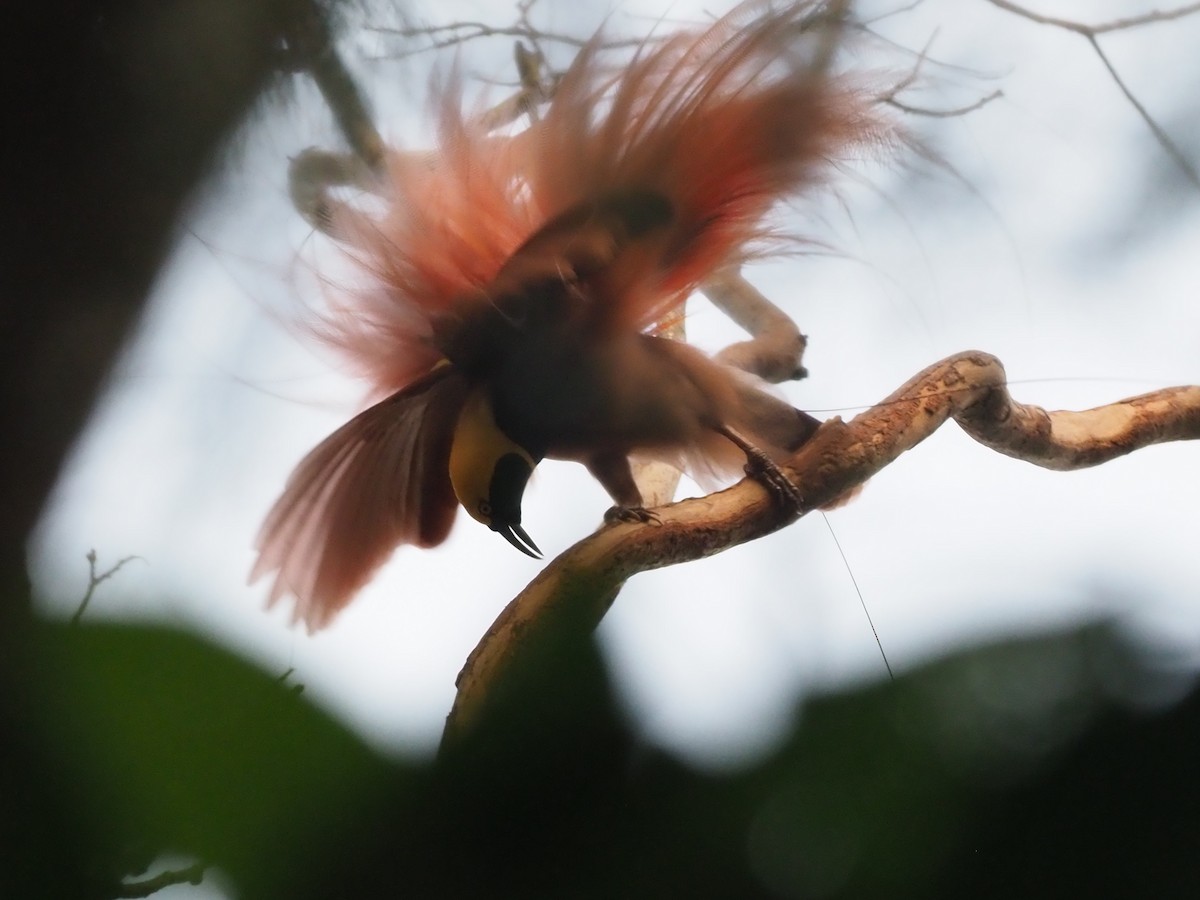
[31,0,1200,781]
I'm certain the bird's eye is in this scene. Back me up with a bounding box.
[477,500,493,517]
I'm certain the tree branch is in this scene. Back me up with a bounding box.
[70,550,141,626]
[983,0,1200,188]
[983,0,1200,35]
[280,0,385,171]
[115,861,206,898]
[443,351,1200,746]
[367,0,649,62]
[705,268,809,382]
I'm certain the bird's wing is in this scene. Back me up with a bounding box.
[251,365,468,631]
[323,3,894,386]
[509,1,895,333]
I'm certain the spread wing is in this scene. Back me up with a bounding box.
[251,365,469,631]
[320,2,893,390]
[507,1,894,332]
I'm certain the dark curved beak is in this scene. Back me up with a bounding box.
[496,522,542,558]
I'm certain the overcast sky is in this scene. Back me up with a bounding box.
[31,0,1200,782]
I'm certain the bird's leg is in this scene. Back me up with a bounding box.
[716,424,805,511]
[586,452,662,525]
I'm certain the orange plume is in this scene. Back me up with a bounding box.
[253,1,895,629]
[321,0,890,395]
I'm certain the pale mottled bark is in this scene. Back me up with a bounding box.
[443,351,1200,745]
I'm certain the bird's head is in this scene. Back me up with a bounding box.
[449,388,542,558]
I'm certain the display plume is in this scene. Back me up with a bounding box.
[252,1,894,630]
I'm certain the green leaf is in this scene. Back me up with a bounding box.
[34,620,398,895]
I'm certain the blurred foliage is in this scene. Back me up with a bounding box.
[0,0,360,606]
[3,612,1197,899]
[32,622,394,896]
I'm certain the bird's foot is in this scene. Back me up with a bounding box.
[741,447,804,512]
[717,424,805,512]
[604,505,662,526]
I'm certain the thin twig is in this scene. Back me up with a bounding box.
[983,0,1200,188]
[984,0,1200,35]
[873,27,1003,120]
[70,550,141,626]
[368,0,648,63]
[863,0,927,27]
[1086,34,1199,188]
[371,20,605,51]
[886,89,1003,118]
[281,0,385,170]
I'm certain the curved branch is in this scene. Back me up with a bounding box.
[281,0,385,170]
[957,375,1200,468]
[442,351,1200,747]
[705,268,809,382]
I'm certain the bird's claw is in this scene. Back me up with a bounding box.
[742,452,804,512]
[604,505,662,526]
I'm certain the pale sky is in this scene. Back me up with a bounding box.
[32,0,1200,790]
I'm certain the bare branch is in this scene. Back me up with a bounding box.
[1085,34,1200,189]
[367,0,647,63]
[704,269,808,382]
[287,147,380,235]
[983,0,1200,188]
[443,352,1200,746]
[280,0,385,171]
[369,19,606,53]
[115,861,206,898]
[70,550,141,626]
[474,41,560,131]
[885,89,1003,118]
[286,11,563,232]
[984,0,1200,35]
[867,25,1004,120]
